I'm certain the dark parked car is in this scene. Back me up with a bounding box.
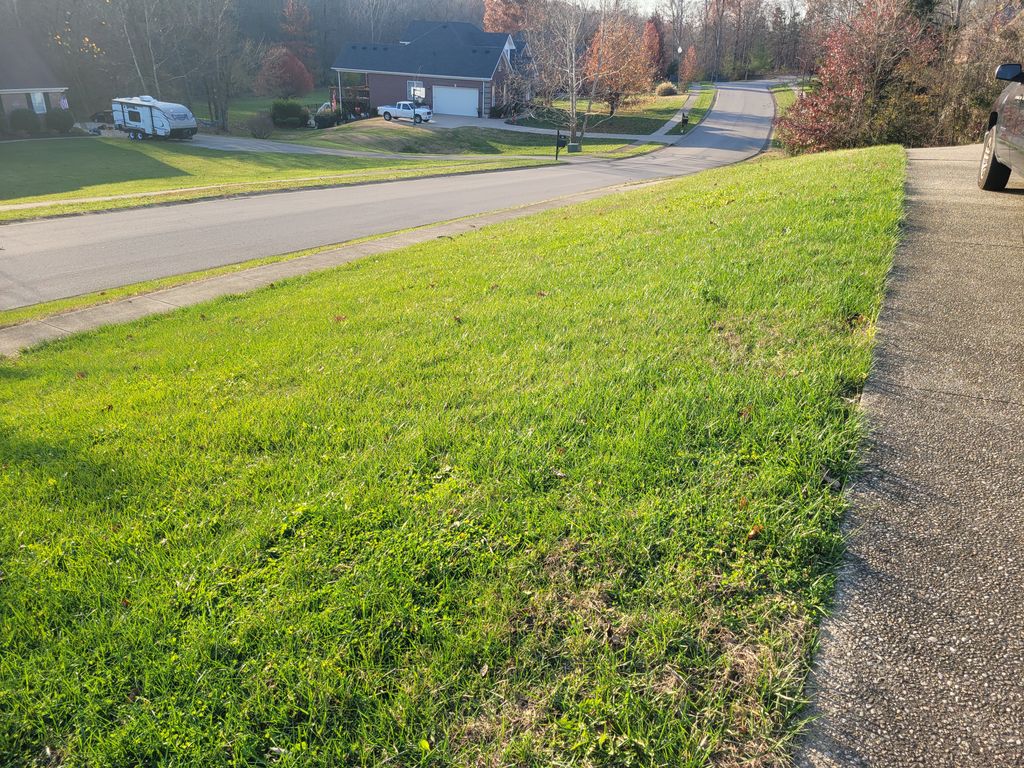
[979,63,1024,191]
[89,109,114,126]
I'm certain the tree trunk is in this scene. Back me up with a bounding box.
[121,8,148,92]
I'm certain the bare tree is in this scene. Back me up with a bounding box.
[526,0,596,142]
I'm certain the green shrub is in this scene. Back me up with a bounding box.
[270,99,309,128]
[655,81,678,96]
[7,108,40,133]
[314,109,342,129]
[247,111,274,138]
[45,109,75,134]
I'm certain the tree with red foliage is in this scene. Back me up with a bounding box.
[777,0,936,153]
[255,45,314,98]
[680,45,699,86]
[484,0,530,32]
[281,0,316,74]
[585,15,654,116]
[642,15,666,80]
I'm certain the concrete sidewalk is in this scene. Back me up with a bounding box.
[797,144,1024,766]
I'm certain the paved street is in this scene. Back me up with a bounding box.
[797,144,1024,767]
[0,80,773,310]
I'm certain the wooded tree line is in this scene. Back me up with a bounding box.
[0,0,483,122]
[4,0,1019,147]
[2,0,813,121]
[777,0,1024,151]
[487,0,812,85]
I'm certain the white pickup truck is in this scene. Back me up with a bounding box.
[377,101,433,124]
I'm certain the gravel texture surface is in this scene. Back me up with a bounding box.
[797,144,1024,767]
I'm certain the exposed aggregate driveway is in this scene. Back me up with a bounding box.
[798,144,1024,767]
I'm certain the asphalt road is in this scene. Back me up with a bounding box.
[798,144,1024,766]
[0,80,773,310]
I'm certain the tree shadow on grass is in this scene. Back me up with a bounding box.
[0,138,190,200]
[0,421,136,521]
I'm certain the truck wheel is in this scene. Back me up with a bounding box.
[978,126,1010,191]
[383,112,392,121]
[414,114,422,124]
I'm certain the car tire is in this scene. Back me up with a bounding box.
[383,112,392,121]
[414,114,422,124]
[979,126,1011,191]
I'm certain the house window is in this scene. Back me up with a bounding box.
[407,80,425,102]
[30,92,46,114]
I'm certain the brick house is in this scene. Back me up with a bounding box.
[0,31,69,129]
[331,21,525,117]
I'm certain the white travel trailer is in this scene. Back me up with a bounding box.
[111,96,198,139]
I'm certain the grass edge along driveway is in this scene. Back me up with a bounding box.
[0,145,904,767]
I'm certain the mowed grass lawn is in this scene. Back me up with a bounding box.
[192,90,333,131]
[292,118,645,157]
[517,94,687,135]
[771,85,799,117]
[0,146,904,766]
[0,138,545,221]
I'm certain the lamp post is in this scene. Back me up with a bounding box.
[677,46,684,92]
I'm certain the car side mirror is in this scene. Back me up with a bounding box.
[995,63,1024,83]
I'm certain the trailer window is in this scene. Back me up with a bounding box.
[128,110,142,122]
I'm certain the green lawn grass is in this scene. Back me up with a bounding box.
[0,146,905,766]
[0,138,547,222]
[516,94,688,135]
[667,85,716,136]
[192,90,333,132]
[290,118,640,156]
[771,84,799,117]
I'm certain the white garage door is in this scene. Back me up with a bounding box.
[432,86,479,117]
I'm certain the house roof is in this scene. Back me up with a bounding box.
[332,21,509,80]
[0,30,66,91]
[401,20,513,50]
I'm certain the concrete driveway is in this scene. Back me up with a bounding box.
[0,80,773,311]
[798,144,1024,767]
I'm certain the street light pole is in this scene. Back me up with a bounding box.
[677,46,684,92]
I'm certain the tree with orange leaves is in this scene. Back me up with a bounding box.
[680,45,698,86]
[281,0,315,74]
[585,14,654,116]
[642,15,666,80]
[483,0,531,32]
